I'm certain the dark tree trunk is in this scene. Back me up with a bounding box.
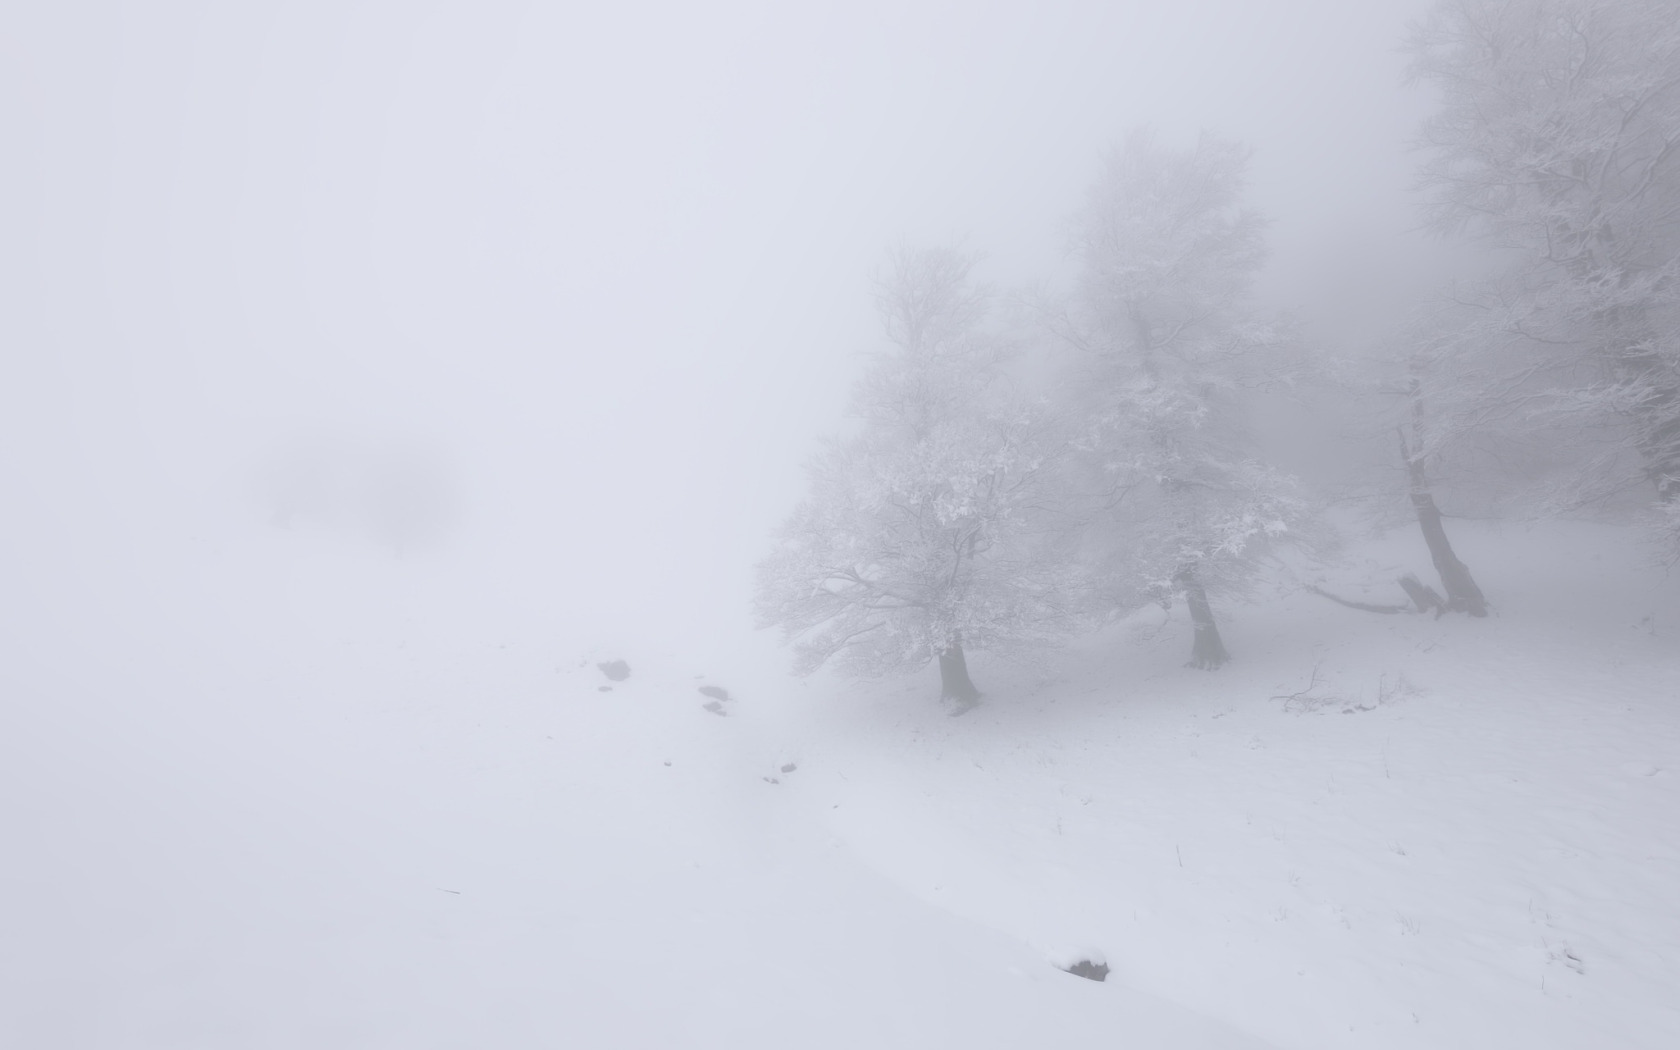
[1401,381,1488,617]
[1406,472,1488,618]
[1174,568,1229,669]
[938,640,981,705]
[1135,309,1229,669]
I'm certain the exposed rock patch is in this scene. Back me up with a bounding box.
[1062,959,1109,982]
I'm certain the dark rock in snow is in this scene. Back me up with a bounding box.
[597,685,613,692]
[1062,959,1109,982]
[597,659,631,681]
[701,700,727,716]
[780,763,797,774]
[698,684,731,702]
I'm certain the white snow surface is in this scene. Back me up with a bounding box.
[4,519,1678,1048]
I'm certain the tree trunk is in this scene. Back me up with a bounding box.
[1406,472,1488,618]
[1401,381,1488,617]
[1175,568,1229,669]
[938,639,981,705]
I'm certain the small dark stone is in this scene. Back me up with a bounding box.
[1063,959,1109,982]
[597,685,612,692]
[762,776,779,785]
[780,763,797,774]
[701,700,727,716]
[698,684,731,702]
[597,659,631,682]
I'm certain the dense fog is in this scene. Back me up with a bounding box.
[1,0,1459,652]
[4,2,1677,1048]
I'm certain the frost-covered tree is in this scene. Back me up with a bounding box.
[755,248,1074,703]
[1059,132,1302,668]
[1408,0,1680,526]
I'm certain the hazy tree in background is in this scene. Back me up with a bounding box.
[1059,132,1302,668]
[755,249,1074,704]
[1303,298,1502,616]
[1408,0,1680,539]
[1390,312,1491,615]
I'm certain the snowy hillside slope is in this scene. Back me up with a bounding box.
[2,518,1676,1048]
[770,518,1680,1048]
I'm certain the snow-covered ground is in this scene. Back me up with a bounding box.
[4,518,1677,1048]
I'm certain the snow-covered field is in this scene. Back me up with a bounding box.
[4,518,1677,1048]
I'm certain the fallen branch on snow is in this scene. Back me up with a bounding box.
[1306,573,1449,618]
[1396,574,1448,618]
[1305,584,1409,615]
[1271,661,1329,703]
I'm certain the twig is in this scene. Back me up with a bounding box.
[1271,661,1326,702]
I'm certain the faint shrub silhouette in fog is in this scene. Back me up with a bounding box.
[254,435,460,555]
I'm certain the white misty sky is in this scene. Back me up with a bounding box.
[0,0,1437,656]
